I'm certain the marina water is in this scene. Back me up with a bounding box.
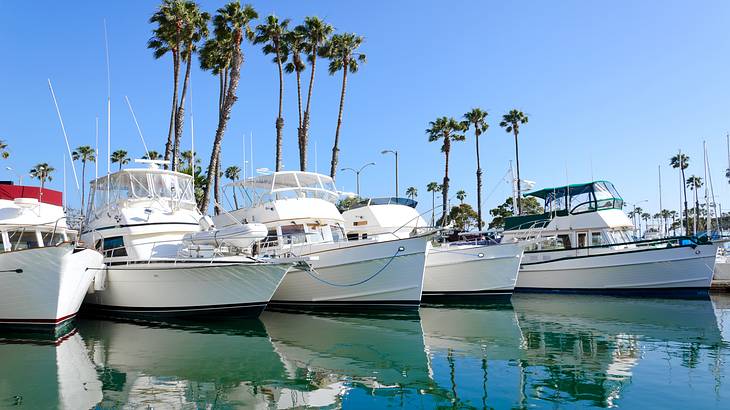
[2,293,729,409]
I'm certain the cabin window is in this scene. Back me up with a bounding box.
[347,233,360,241]
[577,232,588,248]
[280,224,306,245]
[103,236,128,257]
[331,225,345,242]
[41,231,65,247]
[557,234,572,249]
[7,230,40,251]
[261,229,279,249]
[591,232,605,246]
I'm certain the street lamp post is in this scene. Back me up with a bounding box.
[340,162,376,197]
[5,166,22,185]
[628,199,648,238]
[381,149,398,199]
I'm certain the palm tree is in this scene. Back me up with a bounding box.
[254,15,289,172]
[405,186,417,200]
[142,150,161,160]
[660,209,671,236]
[669,210,678,235]
[670,153,690,235]
[641,212,651,237]
[0,139,9,159]
[29,163,54,191]
[456,190,467,204]
[298,16,333,171]
[427,117,466,225]
[284,27,306,164]
[149,0,209,170]
[633,206,644,235]
[499,110,529,215]
[427,182,439,226]
[463,108,488,229]
[686,175,703,235]
[325,33,366,181]
[72,146,96,214]
[111,149,130,171]
[224,165,241,208]
[199,1,258,213]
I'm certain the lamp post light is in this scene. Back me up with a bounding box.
[381,149,399,199]
[5,166,22,185]
[340,162,376,198]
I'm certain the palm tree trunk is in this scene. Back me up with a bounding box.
[201,37,244,212]
[296,69,304,171]
[275,49,285,172]
[301,54,317,171]
[218,73,224,119]
[513,127,522,215]
[681,168,689,235]
[475,131,483,229]
[165,51,180,166]
[695,189,700,235]
[442,138,451,226]
[329,63,348,180]
[81,162,86,213]
[214,158,221,215]
[431,191,435,226]
[232,185,239,209]
[174,47,193,172]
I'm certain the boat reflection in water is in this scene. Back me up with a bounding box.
[0,326,103,409]
[0,295,727,408]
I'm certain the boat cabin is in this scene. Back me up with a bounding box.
[502,181,636,250]
[0,183,73,252]
[214,171,347,249]
[82,162,201,260]
[341,197,427,241]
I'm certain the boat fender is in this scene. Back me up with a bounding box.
[93,269,107,291]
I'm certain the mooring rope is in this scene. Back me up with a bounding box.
[302,245,405,287]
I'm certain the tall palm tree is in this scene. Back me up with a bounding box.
[405,186,417,200]
[463,108,488,229]
[0,139,9,159]
[298,16,333,171]
[142,150,161,160]
[669,210,678,235]
[199,1,258,213]
[426,182,439,226]
[180,150,200,171]
[29,163,54,191]
[325,33,366,181]
[633,206,644,235]
[660,209,671,236]
[499,110,529,215]
[224,165,241,208]
[72,146,96,214]
[427,117,466,225]
[641,212,651,236]
[686,175,703,235]
[670,153,690,234]
[284,27,306,164]
[456,190,466,204]
[110,149,129,171]
[254,15,290,172]
[149,0,209,170]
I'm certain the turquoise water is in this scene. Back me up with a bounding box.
[1,293,729,409]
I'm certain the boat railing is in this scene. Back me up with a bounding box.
[526,235,707,257]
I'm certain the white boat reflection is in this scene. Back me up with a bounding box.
[0,327,102,409]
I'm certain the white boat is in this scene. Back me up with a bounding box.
[0,183,103,328]
[213,172,431,308]
[341,197,523,298]
[80,161,294,317]
[501,180,719,293]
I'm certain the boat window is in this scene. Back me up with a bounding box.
[347,233,360,241]
[577,232,588,248]
[591,232,605,246]
[7,230,40,251]
[557,234,572,249]
[305,224,326,243]
[331,225,345,243]
[280,224,306,245]
[261,229,279,249]
[130,173,151,198]
[41,231,65,246]
[102,236,128,257]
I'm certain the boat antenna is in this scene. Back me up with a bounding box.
[124,96,150,158]
[95,117,99,181]
[104,19,111,210]
[47,79,80,192]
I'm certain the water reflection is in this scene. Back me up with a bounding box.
[0,295,728,408]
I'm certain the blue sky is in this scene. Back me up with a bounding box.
[1,0,729,219]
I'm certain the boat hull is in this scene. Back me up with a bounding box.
[0,245,102,328]
[516,243,718,293]
[83,261,289,317]
[270,235,430,308]
[422,242,523,298]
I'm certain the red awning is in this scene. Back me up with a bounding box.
[0,185,63,206]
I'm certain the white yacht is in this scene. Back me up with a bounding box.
[80,161,295,316]
[341,197,523,298]
[501,181,719,292]
[0,183,102,328]
[213,171,432,308]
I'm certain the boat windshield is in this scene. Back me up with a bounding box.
[345,197,418,211]
[532,181,624,215]
[87,170,195,215]
[231,172,339,208]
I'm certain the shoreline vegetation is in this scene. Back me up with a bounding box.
[2,1,717,235]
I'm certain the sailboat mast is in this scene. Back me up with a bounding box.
[658,165,663,235]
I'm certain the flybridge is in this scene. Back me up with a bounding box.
[226,171,340,208]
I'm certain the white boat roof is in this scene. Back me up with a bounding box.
[229,171,337,194]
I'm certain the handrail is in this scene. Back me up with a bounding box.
[524,234,703,254]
